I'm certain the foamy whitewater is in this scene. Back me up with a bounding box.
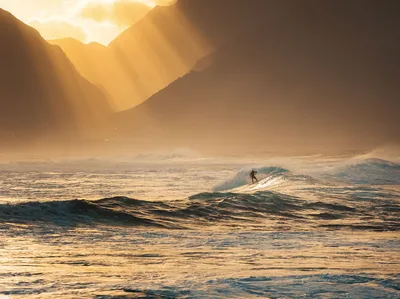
[0,153,399,298]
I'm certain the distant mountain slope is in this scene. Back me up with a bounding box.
[54,0,289,110]
[115,0,400,153]
[0,9,111,148]
[48,38,109,85]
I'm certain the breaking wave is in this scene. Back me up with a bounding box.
[326,158,400,185]
[213,158,400,193]
[1,188,398,231]
[213,166,325,195]
[0,157,398,231]
[213,166,289,191]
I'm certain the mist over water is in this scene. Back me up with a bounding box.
[1,0,399,297]
[0,151,399,298]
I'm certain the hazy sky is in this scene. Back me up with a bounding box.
[0,0,175,45]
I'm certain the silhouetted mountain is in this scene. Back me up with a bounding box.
[0,9,111,148]
[49,38,108,84]
[115,0,400,154]
[55,0,287,110]
[107,0,293,108]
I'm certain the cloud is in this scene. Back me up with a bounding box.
[80,0,152,27]
[28,17,88,41]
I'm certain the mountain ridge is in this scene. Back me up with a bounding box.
[113,0,400,153]
[0,8,111,149]
[51,0,288,110]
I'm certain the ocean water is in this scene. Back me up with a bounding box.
[0,154,399,298]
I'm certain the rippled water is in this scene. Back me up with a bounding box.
[0,156,399,298]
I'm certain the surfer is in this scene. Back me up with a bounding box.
[250,170,258,183]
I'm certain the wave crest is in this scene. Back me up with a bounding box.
[213,166,289,191]
[1,189,398,231]
[328,158,400,184]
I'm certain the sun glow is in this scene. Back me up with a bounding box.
[0,0,173,44]
[99,0,155,6]
[0,0,210,111]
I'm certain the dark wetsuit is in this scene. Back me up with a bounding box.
[250,170,258,183]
